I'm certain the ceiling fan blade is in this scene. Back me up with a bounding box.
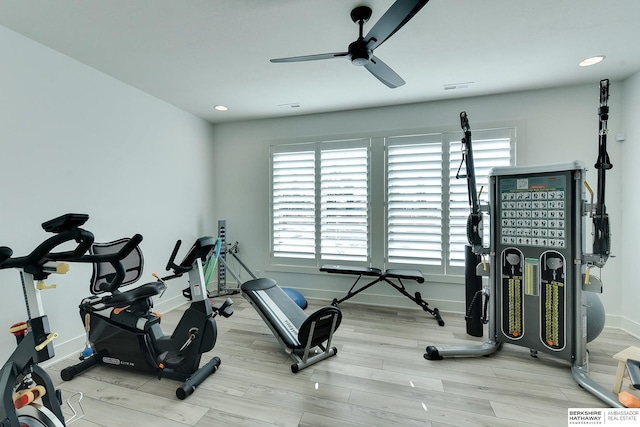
[364,56,405,88]
[365,0,429,51]
[270,52,348,63]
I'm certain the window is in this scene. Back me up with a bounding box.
[271,139,370,266]
[271,147,316,259]
[386,134,444,267]
[320,144,369,262]
[270,127,514,276]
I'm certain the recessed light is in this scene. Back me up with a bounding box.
[214,105,228,111]
[579,56,605,67]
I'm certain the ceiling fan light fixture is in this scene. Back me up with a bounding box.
[579,56,605,67]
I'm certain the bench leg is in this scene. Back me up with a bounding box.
[290,314,340,373]
[383,278,445,326]
[613,361,626,394]
[332,277,383,306]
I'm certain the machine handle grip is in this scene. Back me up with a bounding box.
[35,332,59,351]
[165,240,183,272]
[79,233,143,263]
[47,229,95,262]
[114,233,143,260]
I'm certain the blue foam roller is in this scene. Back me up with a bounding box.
[282,287,308,309]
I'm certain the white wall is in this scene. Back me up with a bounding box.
[0,26,217,362]
[620,71,640,338]
[211,82,628,328]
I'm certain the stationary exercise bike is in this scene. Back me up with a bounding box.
[61,235,234,400]
[0,213,96,427]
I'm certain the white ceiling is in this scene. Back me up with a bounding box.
[1,0,639,124]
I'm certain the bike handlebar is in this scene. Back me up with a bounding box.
[0,214,144,291]
[0,227,95,275]
[164,236,216,277]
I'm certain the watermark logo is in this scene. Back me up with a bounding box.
[568,408,639,426]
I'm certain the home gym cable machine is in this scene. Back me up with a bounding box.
[425,79,623,407]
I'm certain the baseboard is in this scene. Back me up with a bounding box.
[605,313,622,329]
[49,335,88,368]
[48,290,640,368]
[298,287,465,314]
[172,280,465,313]
[46,293,188,368]
[620,316,640,340]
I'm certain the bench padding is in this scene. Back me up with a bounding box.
[320,264,382,277]
[241,278,341,372]
[385,269,425,283]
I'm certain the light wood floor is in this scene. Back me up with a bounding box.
[47,295,640,427]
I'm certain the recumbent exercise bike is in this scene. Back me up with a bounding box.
[1,213,95,427]
[61,235,233,400]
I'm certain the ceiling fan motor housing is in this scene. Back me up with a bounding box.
[349,40,371,65]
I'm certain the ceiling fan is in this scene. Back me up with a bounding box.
[270,0,430,88]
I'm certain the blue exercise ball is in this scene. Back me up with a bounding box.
[283,287,308,309]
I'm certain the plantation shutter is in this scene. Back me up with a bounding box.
[448,129,513,268]
[386,135,444,268]
[320,142,369,262]
[271,148,316,259]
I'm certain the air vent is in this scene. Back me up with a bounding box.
[278,103,301,109]
[443,82,473,91]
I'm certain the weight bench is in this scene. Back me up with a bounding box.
[240,278,341,372]
[320,264,444,326]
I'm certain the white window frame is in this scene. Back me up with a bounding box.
[270,139,371,268]
[271,143,317,262]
